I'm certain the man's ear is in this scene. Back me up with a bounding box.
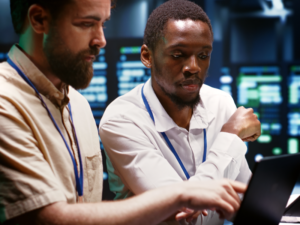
[141,44,152,69]
[27,4,51,34]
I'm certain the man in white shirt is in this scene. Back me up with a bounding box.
[99,0,261,224]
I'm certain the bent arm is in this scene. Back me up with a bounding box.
[190,96,255,182]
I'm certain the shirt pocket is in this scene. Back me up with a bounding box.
[85,153,103,202]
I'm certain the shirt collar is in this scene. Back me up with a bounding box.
[8,44,69,107]
[189,97,215,130]
[143,79,215,132]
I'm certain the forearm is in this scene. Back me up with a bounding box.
[15,187,182,225]
[8,180,246,225]
[190,132,246,181]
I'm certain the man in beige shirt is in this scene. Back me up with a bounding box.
[0,0,247,224]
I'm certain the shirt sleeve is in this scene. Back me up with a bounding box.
[189,132,249,182]
[190,94,252,183]
[0,97,66,222]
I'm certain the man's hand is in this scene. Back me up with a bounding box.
[175,208,207,223]
[221,106,261,142]
[179,179,247,220]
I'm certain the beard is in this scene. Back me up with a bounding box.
[152,58,202,110]
[43,26,99,90]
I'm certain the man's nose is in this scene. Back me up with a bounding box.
[90,27,107,50]
[183,55,200,75]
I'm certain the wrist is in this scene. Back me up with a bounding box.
[221,123,240,137]
[175,182,190,209]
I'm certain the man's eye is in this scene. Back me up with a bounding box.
[82,23,93,27]
[172,54,181,58]
[199,55,209,59]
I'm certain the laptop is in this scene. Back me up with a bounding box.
[234,153,300,225]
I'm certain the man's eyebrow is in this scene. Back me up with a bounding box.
[78,15,111,22]
[80,15,101,21]
[202,45,213,50]
[166,43,186,49]
[167,43,212,50]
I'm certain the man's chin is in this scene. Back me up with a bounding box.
[58,65,94,90]
[169,94,200,110]
[178,90,200,102]
[69,79,92,90]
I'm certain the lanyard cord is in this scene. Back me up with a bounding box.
[7,57,84,197]
[141,84,207,180]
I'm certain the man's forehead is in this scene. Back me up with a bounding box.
[161,19,213,47]
[165,19,210,35]
[71,0,111,19]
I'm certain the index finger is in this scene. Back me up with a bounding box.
[228,180,247,194]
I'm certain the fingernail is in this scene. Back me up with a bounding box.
[176,216,184,221]
[176,212,186,217]
[184,208,194,213]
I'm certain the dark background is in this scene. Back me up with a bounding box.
[1,0,300,202]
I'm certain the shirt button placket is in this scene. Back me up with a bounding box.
[188,132,197,173]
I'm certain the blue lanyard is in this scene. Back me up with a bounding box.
[141,85,207,180]
[7,57,84,198]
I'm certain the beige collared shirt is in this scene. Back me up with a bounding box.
[0,45,103,222]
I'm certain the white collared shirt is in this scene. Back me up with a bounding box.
[99,79,251,225]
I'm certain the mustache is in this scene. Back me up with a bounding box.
[79,46,100,57]
[177,77,203,86]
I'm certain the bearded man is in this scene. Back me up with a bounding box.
[99,0,261,224]
[0,0,247,225]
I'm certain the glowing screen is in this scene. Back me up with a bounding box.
[238,66,282,138]
[220,67,233,96]
[116,46,150,96]
[236,66,285,168]
[288,66,300,154]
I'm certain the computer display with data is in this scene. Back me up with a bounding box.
[235,66,284,168]
[116,46,150,96]
[288,66,300,154]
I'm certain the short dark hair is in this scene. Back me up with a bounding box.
[10,0,117,35]
[10,0,73,34]
[143,0,213,52]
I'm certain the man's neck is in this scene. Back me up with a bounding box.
[152,81,193,131]
[18,34,64,91]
